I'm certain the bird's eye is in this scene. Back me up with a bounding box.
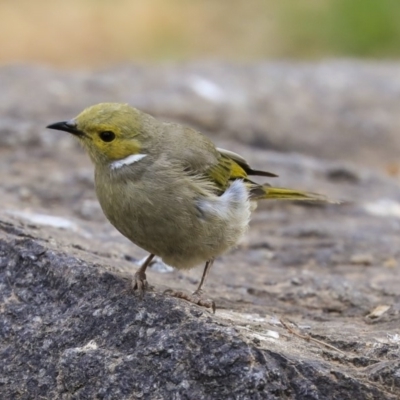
[99,131,115,142]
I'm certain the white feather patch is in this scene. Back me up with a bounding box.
[110,154,147,170]
[198,180,250,221]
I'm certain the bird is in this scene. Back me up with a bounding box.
[47,102,328,311]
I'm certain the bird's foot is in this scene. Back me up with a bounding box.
[164,289,216,313]
[130,270,148,298]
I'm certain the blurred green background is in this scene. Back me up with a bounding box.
[1,0,400,67]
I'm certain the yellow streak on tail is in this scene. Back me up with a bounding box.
[260,186,331,202]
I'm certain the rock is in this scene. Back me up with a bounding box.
[0,220,398,399]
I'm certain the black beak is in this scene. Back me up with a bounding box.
[46,120,83,136]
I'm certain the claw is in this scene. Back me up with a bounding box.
[127,253,155,299]
[131,270,148,298]
[164,289,216,313]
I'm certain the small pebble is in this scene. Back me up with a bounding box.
[350,253,374,266]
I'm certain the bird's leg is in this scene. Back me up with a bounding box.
[165,259,216,313]
[192,258,214,297]
[132,253,155,297]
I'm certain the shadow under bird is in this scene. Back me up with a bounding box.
[47,103,329,311]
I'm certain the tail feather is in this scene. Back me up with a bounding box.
[251,186,332,202]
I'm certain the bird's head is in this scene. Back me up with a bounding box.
[47,103,150,166]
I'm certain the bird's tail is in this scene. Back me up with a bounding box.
[251,185,332,202]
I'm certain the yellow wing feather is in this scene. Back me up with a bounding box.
[205,153,248,193]
[205,149,331,202]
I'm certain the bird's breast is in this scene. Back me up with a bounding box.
[94,166,251,269]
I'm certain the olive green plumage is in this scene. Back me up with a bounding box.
[47,103,328,308]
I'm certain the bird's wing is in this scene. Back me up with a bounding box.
[170,125,277,193]
[203,148,277,194]
[216,148,278,178]
[207,149,332,202]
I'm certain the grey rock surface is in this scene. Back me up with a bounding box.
[0,62,400,399]
[1,211,398,400]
